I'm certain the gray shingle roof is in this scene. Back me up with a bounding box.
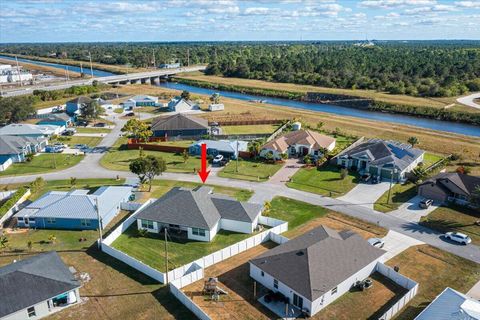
[136,186,262,229]
[250,226,385,301]
[151,113,208,132]
[0,124,60,136]
[338,139,424,171]
[420,172,480,196]
[38,112,71,122]
[0,135,45,155]
[0,251,80,318]
[67,96,92,104]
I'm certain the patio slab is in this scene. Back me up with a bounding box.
[258,295,302,319]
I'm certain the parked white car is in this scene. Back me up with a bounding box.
[445,232,472,245]
[367,237,385,248]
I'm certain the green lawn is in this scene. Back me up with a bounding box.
[268,197,329,229]
[114,108,124,114]
[0,154,84,177]
[420,205,480,245]
[112,226,262,271]
[218,159,283,181]
[221,124,279,135]
[100,137,200,173]
[76,127,112,134]
[374,182,417,213]
[52,135,103,147]
[286,164,359,197]
[151,140,193,148]
[422,152,443,168]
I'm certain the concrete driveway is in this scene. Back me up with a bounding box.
[389,195,439,222]
[381,230,425,261]
[337,181,391,209]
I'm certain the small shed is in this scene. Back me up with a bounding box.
[208,103,224,112]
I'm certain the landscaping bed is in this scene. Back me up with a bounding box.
[218,159,283,182]
[286,164,359,197]
[386,245,480,320]
[420,205,480,245]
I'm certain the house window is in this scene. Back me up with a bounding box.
[27,306,36,317]
[261,271,264,277]
[192,228,206,236]
[331,287,338,295]
[274,279,278,289]
[46,217,56,224]
[141,220,154,229]
[81,219,91,227]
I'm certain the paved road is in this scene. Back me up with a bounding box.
[457,92,480,110]
[1,111,479,264]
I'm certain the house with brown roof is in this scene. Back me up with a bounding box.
[260,129,336,160]
[418,172,480,206]
[249,226,386,317]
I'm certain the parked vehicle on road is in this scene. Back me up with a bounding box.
[444,232,471,245]
[419,198,434,209]
[367,238,385,248]
[125,112,135,117]
[74,144,88,150]
[45,145,63,153]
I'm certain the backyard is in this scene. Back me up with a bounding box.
[218,159,283,181]
[386,245,480,320]
[420,205,480,245]
[286,164,359,197]
[0,154,84,177]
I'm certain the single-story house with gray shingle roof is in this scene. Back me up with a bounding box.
[66,96,92,116]
[189,139,248,160]
[0,251,81,320]
[135,186,262,242]
[418,172,480,206]
[0,135,47,171]
[249,226,386,317]
[15,186,132,230]
[167,97,199,113]
[336,139,424,182]
[151,113,209,138]
[37,113,74,127]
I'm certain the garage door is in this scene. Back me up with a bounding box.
[380,168,399,180]
[369,166,378,176]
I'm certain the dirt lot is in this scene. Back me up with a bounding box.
[182,242,277,320]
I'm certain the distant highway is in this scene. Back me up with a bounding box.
[0,65,206,97]
[457,92,480,110]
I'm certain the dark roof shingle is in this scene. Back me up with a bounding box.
[151,113,208,132]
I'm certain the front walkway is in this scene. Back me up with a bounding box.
[337,182,391,209]
[268,158,302,185]
[381,230,425,262]
[388,195,439,222]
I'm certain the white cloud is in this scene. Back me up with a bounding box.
[454,1,480,8]
[243,7,273,15]
[404,4,456,15]
[360,0,437,9]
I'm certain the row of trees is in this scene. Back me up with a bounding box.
[0,95,36,124]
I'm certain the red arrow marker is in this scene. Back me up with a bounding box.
[198,143,210,183]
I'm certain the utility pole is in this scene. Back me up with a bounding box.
[96,197,103,249]
[187,49,190,67]
[80,62,83,74]
[386,168,397,204]
[64,68,68,83]
[164,227,169,284]
[66,66,70,81]
[236,136,239,173]
[88,51,94,78]
[15,56,23,87]
[152,49,156,68]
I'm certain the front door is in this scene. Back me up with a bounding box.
[24,217,29,226]
[293,293,303,309]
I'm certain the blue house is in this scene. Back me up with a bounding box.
[37,113,74,127]
[189,139,249,160]
[0,135,47,171]
[66,96,92,116]
[15,186,132,230]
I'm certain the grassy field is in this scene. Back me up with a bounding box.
[175,72,474,112]
[52,135,102,147]
[420,205,480,245]
[100,137,200,173]
[113,85,480,163]
[0,154,84,177]
[221,124,278,135]
[218,159,283,181]
[286,164,359,197]
[386,245,480,320]
[76,127,112,134]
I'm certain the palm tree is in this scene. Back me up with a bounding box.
[407,136,419,148]
[248,141,261,158]
[0,236,9,253]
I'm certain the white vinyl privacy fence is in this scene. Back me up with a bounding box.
[0,189,31,227]
[376,263,419,320]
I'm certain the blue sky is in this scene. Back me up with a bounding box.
[1,0,479,42]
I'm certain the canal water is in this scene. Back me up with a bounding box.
[159,82,480,138]
[0,55,115,77]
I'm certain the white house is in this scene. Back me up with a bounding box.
[415,287,480,320]
[249,226,386,317]
[135,186,263,242]
[167,97,199,113]
[208,103,224,111]
[336,139,425,182]
[0,252,81,320]
[260,129,336,160]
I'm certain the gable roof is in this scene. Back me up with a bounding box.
[0,124,60,136]
[128,95,158,102]
[0,135,45,155]
[338,139,424,171]
[38,113,71,123]
[67,96,92,105]
[136,186,262,229]
[15,186,131,221]
[420,172,480,196]
[415,287,480,320]
[169,97,197,108]
[250,226,385,301]
[263,130,335,153]
[0,252,80,317]
[190,140,249,154]
[151,113,209,132]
